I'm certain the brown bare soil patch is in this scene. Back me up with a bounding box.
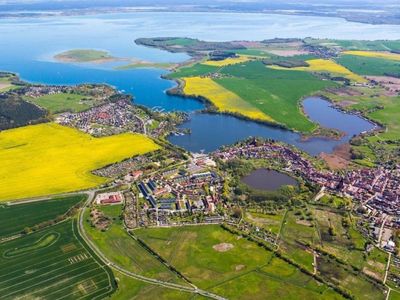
[363,267,383,281]
[0,83,11,90]
[296,219,313,227]
[213,243,234,252]
[326,87,362,97]
[367,76,400,96]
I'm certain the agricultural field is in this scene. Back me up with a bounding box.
[167,63,219,79]
[54,49,115,63]
[269,59,367,83]
[0,219,115,299]
[202,55,252,67]
[336,55,400,77]
[0,194,85,239]
[0,123,160,201]
[343,51,400,61]
[304,39,400,52]
[216,61,334,132]
[135,225,342,299]
[27,93,92,113]
[183,76,273,122]
[83,206,186,284]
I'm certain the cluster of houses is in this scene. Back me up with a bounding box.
[56,100,145,136]
[136,154,223,217]
[16,84,116,101]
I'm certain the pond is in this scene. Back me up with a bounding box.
[241,169,298,191]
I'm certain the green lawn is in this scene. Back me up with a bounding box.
[0,194,85,239]
[27,93,92,113]
[216,60,335,132]
[0,219,115,299]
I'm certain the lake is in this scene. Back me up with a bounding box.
[241,169,298,191]
[0,12,392,154]
[168,97,376,155]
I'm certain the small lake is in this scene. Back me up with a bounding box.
[241,169,298,191]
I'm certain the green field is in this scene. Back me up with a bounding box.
[167,63,219,79]
[0,219,115,299]
[112,271,195,300]
[0,194,85,239]
[279,210,318,272]
[244,210,285,235]
[27,93,92,113]
[211,257,343,300]
[336,55,400,77]
[215,61,334,132]
[305,39,400,51]
[83,206,186,284]
[317,256,385,300]
[135,225,342,299]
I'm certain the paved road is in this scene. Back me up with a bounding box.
[77,191,226,300]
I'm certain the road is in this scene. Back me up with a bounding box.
[378,214,389,247]
[77,191,226,300]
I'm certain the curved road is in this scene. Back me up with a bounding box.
[78,191,226,300]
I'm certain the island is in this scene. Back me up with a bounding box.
[54,49,116,63]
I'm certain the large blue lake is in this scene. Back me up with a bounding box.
[0,12,394,154]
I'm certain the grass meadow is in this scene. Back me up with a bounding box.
[83,208,186,285]
[27,93,91,113]
[217,61,334,132]
[135,225,342,299]
[336,55,400,77]
[0,123,159,201]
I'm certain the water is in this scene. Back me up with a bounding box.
[0,12,390,153]
[241,169,298,191]
[302,97,375,137]
[168,97,376,155]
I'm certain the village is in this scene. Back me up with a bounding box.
[213,139,400,251]
[56,99,147,136]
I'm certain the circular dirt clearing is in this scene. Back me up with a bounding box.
[213,243,234,252]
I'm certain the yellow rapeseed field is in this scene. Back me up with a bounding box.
[202,55,252,67]
[343,50,400,61]
[183,76,273,122]
[0,123,159,201]
[269,58,366,83]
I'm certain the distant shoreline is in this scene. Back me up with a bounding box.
[0,9,399,26]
